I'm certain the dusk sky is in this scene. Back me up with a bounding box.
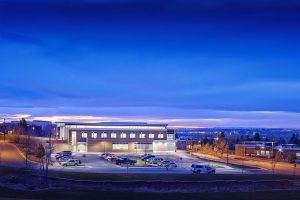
[1,0,300,128]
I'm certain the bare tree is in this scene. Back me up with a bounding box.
[35,143,47,184]
[274,151,282,163]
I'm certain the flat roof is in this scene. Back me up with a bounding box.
[56,122,168,127]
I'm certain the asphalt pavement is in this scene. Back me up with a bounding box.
[0,141,29,168]
[49,151,267,174]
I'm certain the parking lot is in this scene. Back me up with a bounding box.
[50,151,267,174]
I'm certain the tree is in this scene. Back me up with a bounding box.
[274,151,282,163]
[18,118,31,168]
[192,144,201,152]
[278,137,287,145]
[219,132,225,138]
[253,133,261,141]
[289,134,299,144]
[200,137,210,145]
[246,134,251,141]
[35,143,48,183]
[287,154,294,163]
[19,118,28,134]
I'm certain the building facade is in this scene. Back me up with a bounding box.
[57,122,176,153]
[235,141,276,158]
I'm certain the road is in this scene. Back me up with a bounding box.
[191,151,300,175]
[0,141,35,168]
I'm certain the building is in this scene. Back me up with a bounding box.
[235,141,277,158]
[274,144,300,161]
[57,122,176,153]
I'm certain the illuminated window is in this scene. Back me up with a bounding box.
[91,132,97,138]
[149,133,154,138]
[101,132,107,138]
[158,133,164,139]
[130,133,136,138]
[81,132,87,138]
[120,133,127,138]
[139,133,145,138]
[167,133,174,140]
[112,143,128,150]
[111,133,117,138]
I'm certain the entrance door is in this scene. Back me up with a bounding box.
[71,131,77,152]
[77,143,87,152]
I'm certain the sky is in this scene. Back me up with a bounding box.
[0,0,300,128]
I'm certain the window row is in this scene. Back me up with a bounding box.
[81,132,164,139]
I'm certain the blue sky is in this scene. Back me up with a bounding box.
[0,0,300,127]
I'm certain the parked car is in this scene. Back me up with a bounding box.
[55,151,72,159]
[140,154,152,159]
[100,152,112,159]
[142,155,155,161]
[159,160,171,167]
[191,164,216,174]
[149,157,164,165]
[115,157,137,165]
[146,157,156,163]
[56,151,72,156]
[56,154,72,160]
[61,159,81,167]
[106,154,117,161]
[145,156,157,162]
[57,155,73,162]
[165,162,177,168]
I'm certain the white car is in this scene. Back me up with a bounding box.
[191,164,216,174]
[100,152,112,159]
[61,159,81,167]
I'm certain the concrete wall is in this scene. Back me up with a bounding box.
[88,141,113,152]
[235,144,257,156]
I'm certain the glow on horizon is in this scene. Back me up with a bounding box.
[1,112,300,128]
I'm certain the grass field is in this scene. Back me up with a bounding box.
[1,166,299,200]
[48,170,299,181]
[1,166,299,182]
[0,187,299,200]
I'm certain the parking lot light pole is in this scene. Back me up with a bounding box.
[271,141,275,175]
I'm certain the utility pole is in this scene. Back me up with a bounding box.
[144,133,147,165]
[226,145,229,165]
[271,141,275,175]
[242,141,245,174]
[3,118,5,143]
[25,134,29,169]
[226,138,229,165]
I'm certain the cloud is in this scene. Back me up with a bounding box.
[2,106,300,128]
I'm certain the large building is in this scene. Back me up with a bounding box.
[57,122,176,153]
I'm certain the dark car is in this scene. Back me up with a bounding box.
[56,154,72,160]
[115,158,137,165]
[57,155,73,162]
[55,151,72,158]
[141,155,155,161]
